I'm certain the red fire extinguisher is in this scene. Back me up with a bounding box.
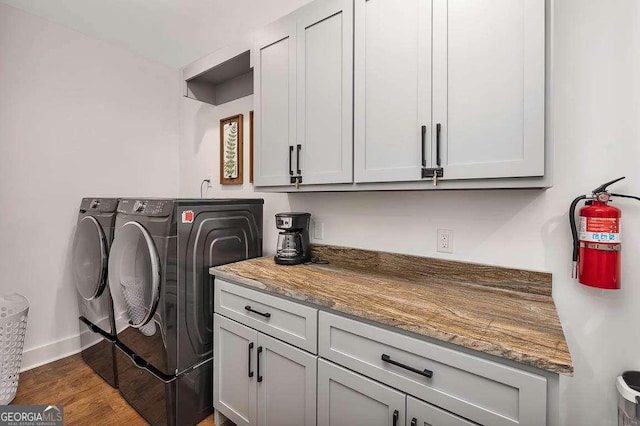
[569,177,640,289]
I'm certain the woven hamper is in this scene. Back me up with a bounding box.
[0,294,29,405]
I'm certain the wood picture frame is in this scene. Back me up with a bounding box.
[220,114,243,185]
[249,110,254,183]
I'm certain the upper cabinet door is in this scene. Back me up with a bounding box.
[432,0,545,180]
[354,0,431,183]
[253,17,297,187]
[296,0,354,185]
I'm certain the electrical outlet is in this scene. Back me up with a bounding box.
[437,229,453,253]
[206,177,213,188]
[314,221,324,240]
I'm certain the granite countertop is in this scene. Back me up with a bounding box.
[210,245,573,375]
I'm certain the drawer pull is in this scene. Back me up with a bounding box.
[410,418,417,426]
[248,342,254,378]
[381,354,433,378]
[257,346,263,383]
[392,409,399,426]
[245,305,271,318]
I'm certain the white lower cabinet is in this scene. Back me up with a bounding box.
[214,313,317,426]
[317,358,474,426]
[407,395,475,426]
[318,311,547,426]
[317,359,405,426]
[214,313,257,426]
[257,333,317,426]
[213,281,554,426]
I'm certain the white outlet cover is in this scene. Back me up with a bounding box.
[437,229,453,253]
[314,221,324,240]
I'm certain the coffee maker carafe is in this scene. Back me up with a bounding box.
[274,212,311,265]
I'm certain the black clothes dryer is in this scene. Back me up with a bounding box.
[72,197,119,387]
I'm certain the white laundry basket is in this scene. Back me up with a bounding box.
[617,371,640,425]
[0,294,29,405]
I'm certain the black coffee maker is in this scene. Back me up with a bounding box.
[274,212,311,265]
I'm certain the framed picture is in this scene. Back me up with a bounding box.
[249,110,254,183]
[220,114,243,185]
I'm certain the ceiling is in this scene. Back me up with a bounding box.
[0,0,308,68]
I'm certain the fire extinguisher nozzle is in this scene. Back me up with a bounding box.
[571,261,578,279]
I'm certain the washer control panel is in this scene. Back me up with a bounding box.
[118,199,173,217]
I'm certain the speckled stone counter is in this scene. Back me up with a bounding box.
[210,245,573,375]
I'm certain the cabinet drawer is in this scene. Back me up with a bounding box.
[215,279,318,353]
[319,311,546,426]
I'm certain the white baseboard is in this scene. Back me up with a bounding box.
[20,334,81,372]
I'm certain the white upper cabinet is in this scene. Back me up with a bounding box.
[254,0,353,187]
[354,0,431,183]
[253,17,297,187]
[432,0,545,181]
[253,0,546,190]
[297,0,353,185]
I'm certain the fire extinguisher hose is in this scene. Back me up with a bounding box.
[569,194,588,278]
[611,193,640,202]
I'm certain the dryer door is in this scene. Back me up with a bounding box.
[73,216,108,301]
[108,221,161,332]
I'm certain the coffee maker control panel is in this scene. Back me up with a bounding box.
[276,216,292,229]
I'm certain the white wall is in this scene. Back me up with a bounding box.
[0,3,180,369]
[179,95,290,252]
[181,0,640,424]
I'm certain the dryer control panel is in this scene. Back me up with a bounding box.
[117,199,173,217]
[80,198,118,213]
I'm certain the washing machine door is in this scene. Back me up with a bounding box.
[73,216,108,301]
[108,221,161,329]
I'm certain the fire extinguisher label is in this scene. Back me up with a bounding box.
[579,217,621,243]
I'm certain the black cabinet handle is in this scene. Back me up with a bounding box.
[421,125,427,167]
[392,410,399,426]
[289,146,294,176]
[381,354,433,378]
[248,342,254,378]
[245,305,271,318]
[435,123,441,167]
[411,418,417,426]
[257,346,263,383]
[296,144,302,175]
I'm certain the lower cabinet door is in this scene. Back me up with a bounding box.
[214,314,258,426]
[407,396,476,426]
[257,333,317,426]
[318,358,406,426]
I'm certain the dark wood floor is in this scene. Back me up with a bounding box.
[12,354,215,426]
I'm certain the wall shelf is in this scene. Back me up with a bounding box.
[183,38,253,106]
